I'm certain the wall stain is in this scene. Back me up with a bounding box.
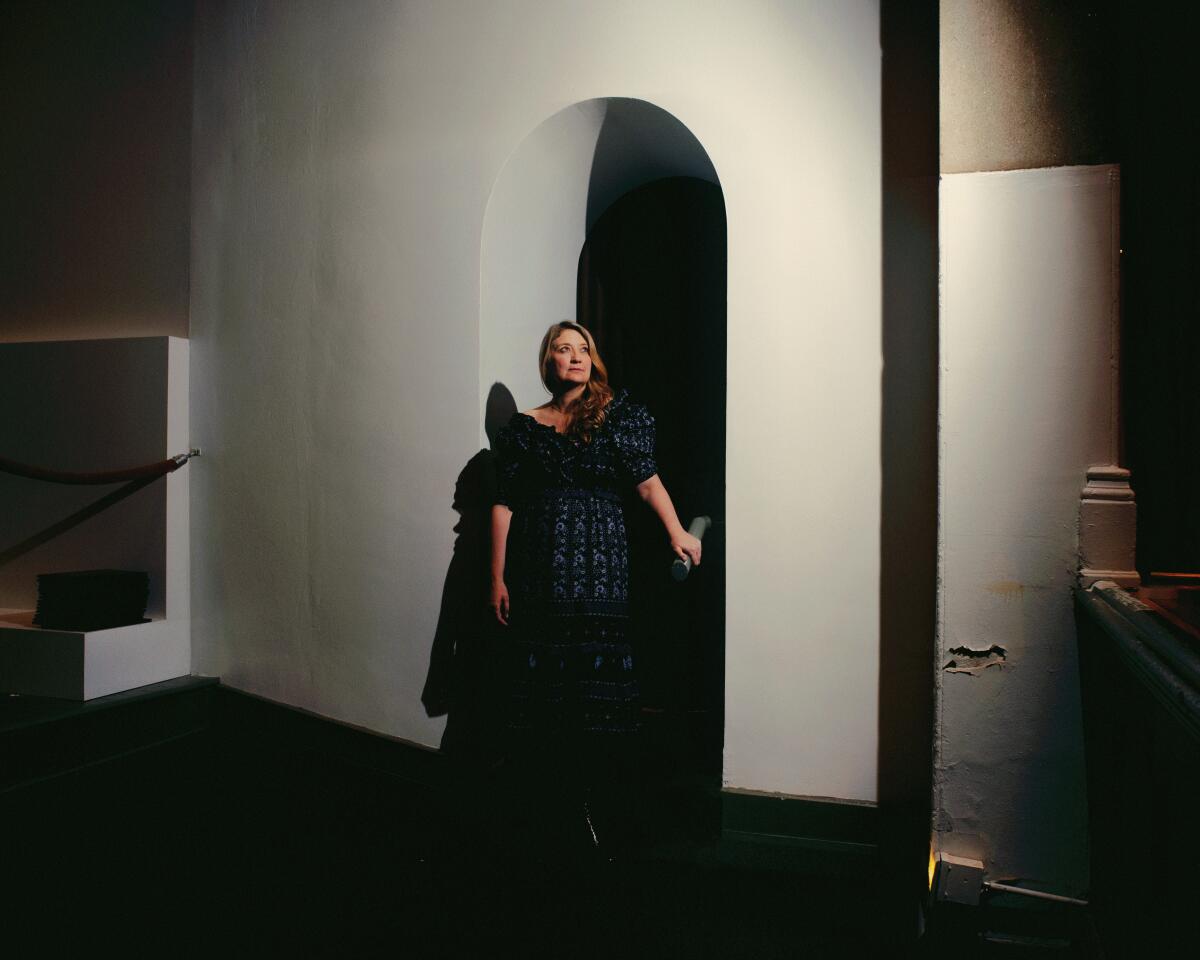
[986,580,1025,597]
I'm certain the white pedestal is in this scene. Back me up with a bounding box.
[1078,465,1140,589]
[0,336,191,700]
[0,611,189,700]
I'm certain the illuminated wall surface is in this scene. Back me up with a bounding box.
[936,0,1124,895]
[189,0,883,801]
[939,165,1118,893]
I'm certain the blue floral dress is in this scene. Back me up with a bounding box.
[494,388,657,747]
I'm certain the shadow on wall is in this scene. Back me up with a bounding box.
[577,176,727,767]
[584,99,718,233]
[877,0,939,920]
[421,383,516,765]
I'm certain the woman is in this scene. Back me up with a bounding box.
[489,321,701,848]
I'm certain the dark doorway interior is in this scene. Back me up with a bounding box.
[576,176,727,782]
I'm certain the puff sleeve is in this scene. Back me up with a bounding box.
[615,400,658,486]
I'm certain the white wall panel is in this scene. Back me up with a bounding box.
[938,164,1119,891]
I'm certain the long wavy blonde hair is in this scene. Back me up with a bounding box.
[538,321,614,442]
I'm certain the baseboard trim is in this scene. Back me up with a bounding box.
[212,682,449,789]
[0,675,218,792]
[218,687,883,858]
[721,787,879,853]
[3,678,885,871]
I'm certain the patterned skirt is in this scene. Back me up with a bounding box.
[505,488,641,751]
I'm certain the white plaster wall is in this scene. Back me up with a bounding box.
[191,0,881,800]
[938,164,1118,892]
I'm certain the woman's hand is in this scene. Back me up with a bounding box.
[637,476,702,569]
[670,530,702,568]
[489,579,510,626]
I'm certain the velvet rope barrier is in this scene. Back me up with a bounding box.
[0,448,200,485]
[0,449,200,570]
[0,476,159,570]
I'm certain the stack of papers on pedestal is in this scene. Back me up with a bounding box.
[33,570,150,631]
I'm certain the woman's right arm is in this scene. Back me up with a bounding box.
[489,504,512,625]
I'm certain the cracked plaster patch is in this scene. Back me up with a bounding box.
[943,644,1008,675]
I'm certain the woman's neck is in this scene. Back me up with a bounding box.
[550,383,586,412]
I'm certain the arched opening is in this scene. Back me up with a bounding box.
[578,177,726,780]
[480,97,727,801]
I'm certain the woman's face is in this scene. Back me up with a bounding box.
[549,330,592,388]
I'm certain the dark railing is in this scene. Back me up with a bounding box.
[670,515,712,582]
[1075,582,1200,955]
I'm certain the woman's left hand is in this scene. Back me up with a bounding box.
[670,530,702,567]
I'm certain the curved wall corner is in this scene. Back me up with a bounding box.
[479,97,720,446]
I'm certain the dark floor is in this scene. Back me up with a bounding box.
[0,687,1101,958]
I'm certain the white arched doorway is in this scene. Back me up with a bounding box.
[479,97,728,790]
[479,97,720,435]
